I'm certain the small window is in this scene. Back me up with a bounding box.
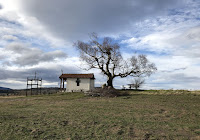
[76,78,80,86]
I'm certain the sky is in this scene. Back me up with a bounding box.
[0,0,200,90]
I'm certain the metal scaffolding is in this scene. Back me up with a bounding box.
[26,72,42,96]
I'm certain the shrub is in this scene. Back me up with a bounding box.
[86,87,129,97]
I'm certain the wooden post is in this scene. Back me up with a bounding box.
[60,78,62,90]
[37,78,38,95]
[63,79,64,91]
[26,77,28,96]
[40,78,42,94]
[31,80,32,95]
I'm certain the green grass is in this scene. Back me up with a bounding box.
[0,91,200,139]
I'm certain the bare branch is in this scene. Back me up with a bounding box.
[74,33,157,87]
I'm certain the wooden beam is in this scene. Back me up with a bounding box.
[63,79,64,91]
[60,78,62,90]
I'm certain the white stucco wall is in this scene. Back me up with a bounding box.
[90,79,94,89]
[66,78,94,92]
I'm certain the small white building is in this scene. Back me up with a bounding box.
[59,73,95,92]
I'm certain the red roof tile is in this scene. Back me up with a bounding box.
[59,73,95,79]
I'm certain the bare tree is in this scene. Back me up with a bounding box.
[74,33,157,88]
[130,77,145,90]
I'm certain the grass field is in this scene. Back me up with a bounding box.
[0,90,200,139]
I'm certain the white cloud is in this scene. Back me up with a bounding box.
[14,0,187,41]
[0,0,200,90]
[2,42,67,66]
[2,35,18,41]
[0,4,68,48]
[121,37,138,44]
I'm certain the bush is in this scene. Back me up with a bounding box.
[86,87,129,97]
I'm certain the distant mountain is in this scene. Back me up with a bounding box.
[0,87,12,90]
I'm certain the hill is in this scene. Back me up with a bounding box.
[0,87,13,95]
[0,91,200,139]
[0,87,11,90]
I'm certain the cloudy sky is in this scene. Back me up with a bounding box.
[0,0,200,90]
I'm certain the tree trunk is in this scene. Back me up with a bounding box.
[107,77,113,88]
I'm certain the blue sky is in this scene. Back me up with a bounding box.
[0,0,200,89]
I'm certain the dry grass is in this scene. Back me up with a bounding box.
[127,89,200,95]
[0,90,200,139]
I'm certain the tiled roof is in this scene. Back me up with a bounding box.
[59,73,95,79]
